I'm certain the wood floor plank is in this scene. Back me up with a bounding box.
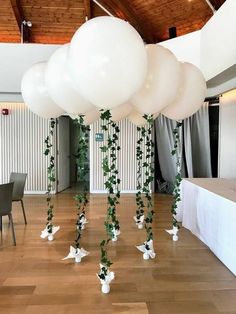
[0,192,235,314]
[112,302,148,314]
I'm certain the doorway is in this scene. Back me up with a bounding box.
[56,116,90,193]
[69,117,90,191]
[209,104,219,177]
[57,116,70,192]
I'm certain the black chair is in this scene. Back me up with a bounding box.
[0,182,16,246]
[9,173,27,224]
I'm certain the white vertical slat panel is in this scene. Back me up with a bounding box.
[0,102,50,193]
[90,118,147,193]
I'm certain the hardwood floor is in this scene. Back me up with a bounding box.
[0,192,236,314]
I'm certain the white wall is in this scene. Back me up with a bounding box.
[160,31,201,69]
[218,90,236,178]
[160,0,236,85]
[207,65,236,97]
[207,76,236,98]
[201,0,236,81]
[0,43,60,100]
[0,102,54,193]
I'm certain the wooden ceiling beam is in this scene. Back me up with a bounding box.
[93,0,155,43]
[83,0,92,20]
[204,0,216,13]
[208,0,226,10]
[10,0,31,42]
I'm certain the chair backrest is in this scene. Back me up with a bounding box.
[0,182,14,215]
[9,173,27,201]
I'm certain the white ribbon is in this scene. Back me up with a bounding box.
[165,226,179,241]
[62,245,89,262]
[40,225,60,239]
[112,226,120,241]
[133,214,144,227]
[77,214,88,230]
[136,239,156,259]
[97,264,115,285]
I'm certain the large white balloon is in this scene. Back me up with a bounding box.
[111,103,133,122]
[69,108,100,125]
[131,44,182,114]
[21,62,64,119]
[162,62,207,120]
[69,16,147,109]
[84,108,100,125]
[45,44,93,115]
[128,110,159,126]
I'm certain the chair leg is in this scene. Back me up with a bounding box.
[0,216,2,233]
[20,200,27,225]
[8,214,16,246]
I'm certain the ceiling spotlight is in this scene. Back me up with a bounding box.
[22,20,32,27]
[21,20,32,43]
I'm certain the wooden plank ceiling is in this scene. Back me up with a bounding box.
[0,0,226,44]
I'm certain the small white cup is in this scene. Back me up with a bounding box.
[48,234,54,241]
[143,253,149,260]
[101,283,110,294]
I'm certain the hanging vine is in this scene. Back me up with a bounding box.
[171,121,183,230]
[62,115,90,261]
[98,109,121,280]
[136,114,156,260]
[73,115,90,249]
[143,114,155,242]
[134,126,146,228]
[42,118,58,239]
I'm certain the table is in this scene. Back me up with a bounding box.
[177,178,236,275]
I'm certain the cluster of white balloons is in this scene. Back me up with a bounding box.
[21,16,207,125]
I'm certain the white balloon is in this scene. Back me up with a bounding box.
[131,44,181,114]
[162,62,207,120]
[111,103,133,122]
[45,44,93,115]
[21,62,64,119]
[84,108,100,125]
[128,110,159,126]
[69,16,147,109]
[68,108,100,125]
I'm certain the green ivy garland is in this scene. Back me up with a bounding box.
[135,126,145,226]
[98,109,121,276]
[171,121,183,229]
[143,114,155,241]
[73,115,90,249]
[97,239,113,281]
[44,118,56,234]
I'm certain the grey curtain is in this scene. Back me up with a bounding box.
[184,102,212,178]
[154,102,212,189]
[154,114,185,190]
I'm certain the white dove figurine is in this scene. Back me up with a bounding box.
[62,245,89,263]
[40,225,60,241]
[136,239,156,260]
[133,214,144,229]
[165,226,179,241]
